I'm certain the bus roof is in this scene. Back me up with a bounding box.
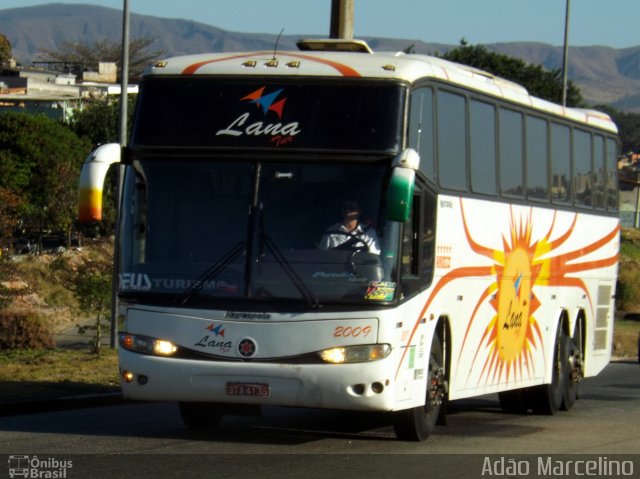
[144,40,617,134]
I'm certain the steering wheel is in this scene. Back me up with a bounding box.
[331,235,370,253]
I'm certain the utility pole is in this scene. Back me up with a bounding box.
[330,0,354,39]
[561,0,571,107]
[110,0,130,348]
[119,0,130,146]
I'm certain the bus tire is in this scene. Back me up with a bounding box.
[393,331,446,441]
[562,322,583,411]
[179,401,223,430]
[530,323,568,415]
[498,388,529,414]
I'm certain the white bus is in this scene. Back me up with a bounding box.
[79,40,619,441]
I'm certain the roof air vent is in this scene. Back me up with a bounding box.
[296,39,373,54]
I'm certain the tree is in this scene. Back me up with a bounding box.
[595,105,640,154]
[39,37,164,82]
[0,112,92,249]
[0,33,12,66]
[0,187,24,254]
[69,95,136,146]
[441,41,583,107]
[75,268,112,355]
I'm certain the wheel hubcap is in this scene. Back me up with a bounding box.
[568,343,584,384]
[428,366,446,408]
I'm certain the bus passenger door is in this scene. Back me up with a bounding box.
[399,185,436,299]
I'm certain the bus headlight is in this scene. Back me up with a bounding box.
[153,340,178,356]
[318,344,391,364]
[119,333,178,356]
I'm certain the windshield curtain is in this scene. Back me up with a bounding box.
[119,159,401,306]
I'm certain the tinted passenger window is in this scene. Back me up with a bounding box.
[499,108,524,197]
[437,91,467,190]
[470,100,497,195]
[606,138,619,212]
[526,115,548,201]
[593,135,606,210]
[422,192,436,286]
[551,123,571,204]
[408,88,435,182]
[574,129,592,208]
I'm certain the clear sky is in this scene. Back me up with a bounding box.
[1,0,637,49]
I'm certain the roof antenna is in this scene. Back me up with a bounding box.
[273,28,285,60]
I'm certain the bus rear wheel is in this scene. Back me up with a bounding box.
[562,324,583,411]
[498,388,529,414]
[179,401,223,430]
[393,332,447,441]
[530,323,568,415]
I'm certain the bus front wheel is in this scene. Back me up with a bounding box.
[179,401,223,430]
[393,332,447,441]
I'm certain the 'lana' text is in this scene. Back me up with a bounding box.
[216,112,301,139]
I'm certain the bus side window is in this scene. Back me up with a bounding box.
[401,190,436,297]
[499,108,524,198]
[606,137,619,212]
[400,194,421,298]
[421,192,436,286]
[593,135,606,210]
[573,129,592,208]
[408,88,436,183]
[133,175,147,264]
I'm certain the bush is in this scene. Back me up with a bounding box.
[0,311,55,350]
[617,229,640,313]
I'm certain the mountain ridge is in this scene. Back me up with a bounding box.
[2,3,640,112]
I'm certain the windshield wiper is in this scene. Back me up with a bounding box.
[262,235,320,308]
[177,241,246,306]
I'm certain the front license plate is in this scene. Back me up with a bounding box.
[226,382,270,397]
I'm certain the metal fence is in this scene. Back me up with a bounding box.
[621,211,639,229]
[620,184,639,229]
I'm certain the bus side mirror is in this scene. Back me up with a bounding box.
[78,143,121,223]
[386,149,419,222]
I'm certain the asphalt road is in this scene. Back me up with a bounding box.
[1,361,639,478]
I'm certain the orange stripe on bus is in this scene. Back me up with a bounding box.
[182,51,361,77]
[393,266,492,380]
[182,52,265,75]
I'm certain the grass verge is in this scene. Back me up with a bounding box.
[0,348,119,403]
[613,318,640,360]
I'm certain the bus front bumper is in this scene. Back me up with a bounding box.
[118,349,397,411]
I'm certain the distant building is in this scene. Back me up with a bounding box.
[0,61,137,121]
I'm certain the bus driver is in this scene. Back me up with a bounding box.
[318,200,381,254]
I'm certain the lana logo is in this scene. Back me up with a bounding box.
[193,322,232,352]
[216,86,301,146]
[242,87,287,119]
[206,323,225,337]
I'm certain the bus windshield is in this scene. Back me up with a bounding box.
[119,159,400,307]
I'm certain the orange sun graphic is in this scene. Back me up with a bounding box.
[467,210,545,384]
[394,200,618,385]
[454,202,619,386]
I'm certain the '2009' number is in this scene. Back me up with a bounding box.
[333,325,372,338]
